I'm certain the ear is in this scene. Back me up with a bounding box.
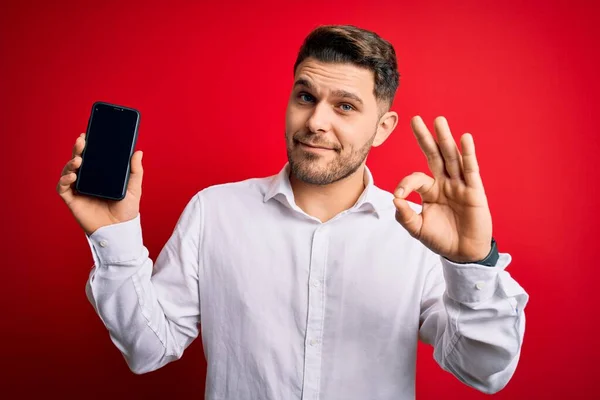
[372,110,399,147]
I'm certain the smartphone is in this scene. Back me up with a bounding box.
[75,101,141,201]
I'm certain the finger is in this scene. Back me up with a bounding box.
[393,172,434,238]
[393,198,423,239]
[56,171,77,204]
[61,156,82,176]
[410,116,446,178]
[72,133,86,158]
[460,133,483,189]
[393,171,436,200]
[127,150,144,197]
[433,116,463,180]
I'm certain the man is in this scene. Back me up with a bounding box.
[57,25,528,400]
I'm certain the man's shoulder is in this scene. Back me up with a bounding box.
[194,172,277,205]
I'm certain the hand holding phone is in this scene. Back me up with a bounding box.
[56,102,143,235]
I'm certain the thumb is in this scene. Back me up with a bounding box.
[392,172,434,238]
[127,150,144,196]
[393,197,422,239]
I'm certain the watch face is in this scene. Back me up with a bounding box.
[482,239,499,266]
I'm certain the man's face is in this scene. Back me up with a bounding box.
[285,58,388,185]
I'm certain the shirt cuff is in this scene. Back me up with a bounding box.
[85,214,145,265]
[440,252,512,304]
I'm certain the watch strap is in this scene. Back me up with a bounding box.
[445,237,499,266]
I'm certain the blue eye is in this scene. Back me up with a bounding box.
[299,93,314,103]
[340,104,354,112]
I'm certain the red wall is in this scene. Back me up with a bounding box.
[2,0,598,398]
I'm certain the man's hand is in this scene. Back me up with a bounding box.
[393,116,493,263]
[56,132,144,235]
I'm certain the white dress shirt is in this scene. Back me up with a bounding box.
[84,163,528,400]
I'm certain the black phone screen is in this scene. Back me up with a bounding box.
[76,102,140,200]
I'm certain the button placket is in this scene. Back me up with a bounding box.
[301,225,328,400]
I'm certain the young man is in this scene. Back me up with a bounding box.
[57,25,528,400]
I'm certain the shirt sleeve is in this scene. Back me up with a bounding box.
[84,193,203,374]
[418,250,529,394]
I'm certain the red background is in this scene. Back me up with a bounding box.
[2,0,599,398]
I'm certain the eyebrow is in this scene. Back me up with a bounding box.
[293,78,364,106]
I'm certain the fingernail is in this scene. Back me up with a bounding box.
[396,188,404,197]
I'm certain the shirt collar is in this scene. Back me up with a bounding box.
[263,163,383,218]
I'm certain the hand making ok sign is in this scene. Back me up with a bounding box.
[393,116,493,263]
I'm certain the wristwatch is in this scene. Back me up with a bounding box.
[446,238,499,267]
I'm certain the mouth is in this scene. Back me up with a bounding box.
[296,140,335,152]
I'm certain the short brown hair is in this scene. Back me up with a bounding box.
[293,25,400,108]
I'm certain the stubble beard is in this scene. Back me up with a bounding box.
[286,132,376,185]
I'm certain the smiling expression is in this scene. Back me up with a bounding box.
[285,58,388,185]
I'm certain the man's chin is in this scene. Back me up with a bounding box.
[289,162,336,185]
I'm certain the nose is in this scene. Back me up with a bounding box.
[306,102,332,133]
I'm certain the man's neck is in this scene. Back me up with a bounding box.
[289,165,367,223]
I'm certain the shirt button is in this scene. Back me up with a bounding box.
[311,279,321,287]
[475,281,485,290]
[99,240,108,248]
[310,339,318,346]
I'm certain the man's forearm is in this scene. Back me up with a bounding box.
[420,253,529,394]
[84,215,187,374]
